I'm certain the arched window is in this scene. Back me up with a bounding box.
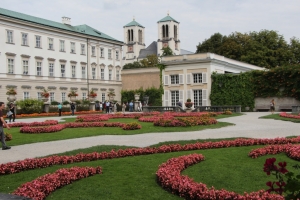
[138,30,142,43]
[166,25,169,38]
[131,29,133,41]
[162,25,165,38]
[174,25,177,40]
[128,30,130,43]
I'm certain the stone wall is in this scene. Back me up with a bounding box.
[255,97,300,111]
[121,68,160,90]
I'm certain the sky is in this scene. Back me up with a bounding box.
[1,0,300,52]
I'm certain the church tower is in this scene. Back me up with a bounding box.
[123,18,145,63]
[157,13,180,56]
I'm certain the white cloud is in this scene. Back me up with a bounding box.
[1,0,300,51]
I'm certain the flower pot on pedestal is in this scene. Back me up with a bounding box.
[89,97,95,102]
[41,97,49,102]
[7,95,16,102]
[134,94,140,101]
[70,96,76,102]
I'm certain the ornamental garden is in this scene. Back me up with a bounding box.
[1,111,300,199]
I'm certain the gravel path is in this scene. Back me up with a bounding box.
[1,112,299,164]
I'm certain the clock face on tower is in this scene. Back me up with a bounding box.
[128,46,133,52]
[163,42,168,48]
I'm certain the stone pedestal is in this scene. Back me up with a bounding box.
[185,109,192,113]
[89,102,95,111]
[134,101,140,111]
[44,103,50,113]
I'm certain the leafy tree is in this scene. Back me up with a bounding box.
[161,46,174,56]
[196,30,299,69]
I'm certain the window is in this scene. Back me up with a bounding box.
[71,65,76,78]
[8,59,14,74]
[82,66,86,79]
[92,46,95,56]
[92,68,96,79]
[193,90,202,107]
[116,51,119,60]
[81,44,85,54]
[37,92,42,100]
[23,92,30,100]
[170,75,179,84]
[71,42,75,53]
[100,48,104,57]
[50,92,55,102]
[37,62,42,76]
[108,49,112,59]
[193,73,202,83]
[36,36,41,48]
[109,69,112,80]
[116,70,120,81]
[48,38,54,50]
[23,60,28,74]
[102,93,105,102]
[7,30,13,43]
[60,40,65,51]
[62,92,66,102]
[61,64,65,77]
[49,63,54,77]
[171,91,179,106]
[22,33,28,45]
[101,68,104,80]
[82,92,86,100]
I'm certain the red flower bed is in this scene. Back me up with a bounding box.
[156,154,283,200]
[2,137,300,175]
[249,144,300,160]
[122,122,142,130]
[279,112,300,119]
[4,120,58,128]
[153,116,217,127]
[13,166,102,200]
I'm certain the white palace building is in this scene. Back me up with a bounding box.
[0,7,123,103]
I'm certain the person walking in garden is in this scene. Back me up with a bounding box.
[129,100,134,112]
[8,103,15,122]
[270,99,275,114]
[58,103,62,116]
[0,102,11,150]
[105,101,110,114]
[70,102,75,116]
[122,102,126,114]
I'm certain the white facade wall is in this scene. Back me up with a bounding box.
[0,18,123,103]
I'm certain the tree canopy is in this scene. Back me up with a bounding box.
[196,30,300,68]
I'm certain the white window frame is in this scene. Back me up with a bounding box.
[170,75,179,84]
[48,38,54,50]
[61,64,65,77]
[49,63,54,77]
[36,61,42,76]
[108,49,112,59]
[71,65,76,78]
[7,30,13,43]
[37,92,42,100]
[8,58,14,74]
[109,69,112,80]
[92,67,96,79]
[81,44,85,55]
[82,92,87,100]
[60,40,65,52]
[23,60,29,75]
[193,73,203,83]
[100,48,104,57]
[50,92,55,102]
[102,93,105,102]
[23,92,30,100]
[71,42,75,53]
[101,68,104,80]
[35,35,41,48]
[62,92,66,102]
[116,51,119,60]
[116,70,120,81]
[92,46,96,56]
[22,33,28,46]
[82,66,86,79]
[171,91,179,106]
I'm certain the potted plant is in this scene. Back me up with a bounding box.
[68,90,78,102]
[88,89,97,102]
[134,93,140,101]
[185,98,194,109]
[6,88,17,102]
[107,91,115,100]
[41,88,50,102]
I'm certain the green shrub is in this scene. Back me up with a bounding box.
[16,99,43,114]
[51,101,59,105]
[62,101,70,105]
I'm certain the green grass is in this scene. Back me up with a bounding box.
[260,113,300,123]
[0,141,298,200]
[5,114,237,146]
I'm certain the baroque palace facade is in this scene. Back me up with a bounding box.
[0,7,123,104]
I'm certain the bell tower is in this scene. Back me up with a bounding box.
[157,13,180,56]
[123,18,145,63]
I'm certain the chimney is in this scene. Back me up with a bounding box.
[62,17,71,25]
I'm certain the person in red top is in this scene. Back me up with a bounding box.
[0,102,11,150]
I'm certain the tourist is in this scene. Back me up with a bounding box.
[122,102,126,114]
[270,99,275,114]
[8,103,15,122]
[129,101,134,112]
[58,103,62,116]
[70,102,75,116]
[105,101,110,114]
[0,102,11,150]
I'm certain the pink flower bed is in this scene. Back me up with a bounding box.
[13,166,102,200]
[249,144,300,160]
[279,112,300,119]
[2,137,300,175]
[156,154,283,199]
[4,120,58,128]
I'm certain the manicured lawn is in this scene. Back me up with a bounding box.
[260,113,300,123]
[5,114,239,146]
[0,140,298,200]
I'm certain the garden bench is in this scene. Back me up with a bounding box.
[278,104,293,111]
[255,105,270,111]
